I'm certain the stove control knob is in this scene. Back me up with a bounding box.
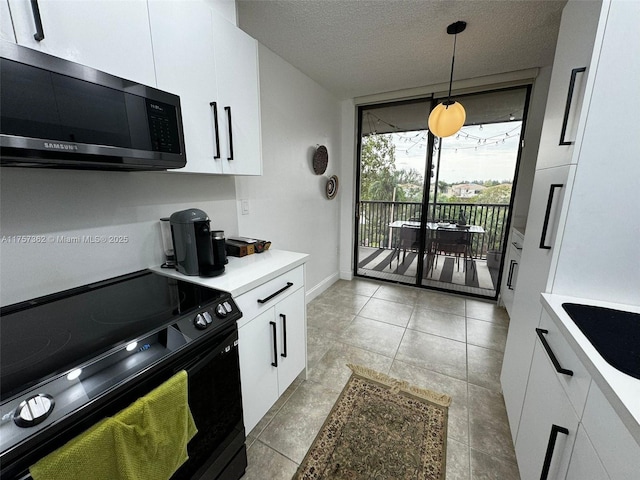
[215,304,227,318]
[194,313,208,330]
[14,394,55,427]
[203,311,213,324]
[223,301,233,313]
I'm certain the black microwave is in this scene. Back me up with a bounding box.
[0,41,186,171]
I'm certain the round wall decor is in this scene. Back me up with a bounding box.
[326,175,339,199]
[313,145,328,174]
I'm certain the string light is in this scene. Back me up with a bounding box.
[363,110,523,153]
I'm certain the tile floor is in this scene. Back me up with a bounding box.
[241,279,520,480]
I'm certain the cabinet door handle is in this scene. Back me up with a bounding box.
[540,424,570,480]
[280,314,288,358]
[224,106,234,160]
[539,184,563,250]
[30,0,45,41]
[507,260,517,289]
[559,67,587,146]
[269,321,278,367]
[209,102,221,159]
[511,241,522,251]
[536,328,574,376]
[257,282,294,304]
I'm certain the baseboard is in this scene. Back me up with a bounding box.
[339,270,353,281]
[306,272,340,303]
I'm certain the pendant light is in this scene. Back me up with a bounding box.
[428,21,467,138]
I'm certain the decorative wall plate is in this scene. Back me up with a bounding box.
[313,145,328,174]
[326,175,339,199]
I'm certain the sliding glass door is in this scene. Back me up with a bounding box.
[354,86,530,299]
[355,99,431,284]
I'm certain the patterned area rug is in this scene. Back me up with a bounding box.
[293,365,451,480]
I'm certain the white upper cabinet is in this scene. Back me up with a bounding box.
[534,0,603,170]
[1,0,15,42]
[212,13,262,175]
[6,0,156,86]
[148,0,224,174]
[150,0,262,175]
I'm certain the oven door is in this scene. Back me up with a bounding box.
[5,325,246,480]
[171,327,246,480]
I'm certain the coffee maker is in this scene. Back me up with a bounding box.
[169,208,224,277]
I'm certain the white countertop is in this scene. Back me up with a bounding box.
[150,249,309,297]
[541,293,640,443]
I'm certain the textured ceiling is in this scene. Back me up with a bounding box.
[237,0,567,100]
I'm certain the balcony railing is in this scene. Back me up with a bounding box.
[358,200,510,259]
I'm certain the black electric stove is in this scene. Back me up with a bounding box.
[0,270,247,480]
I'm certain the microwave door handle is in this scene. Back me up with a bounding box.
[224,106,234,160]
[30,0,45,41]
[210,102,221,159]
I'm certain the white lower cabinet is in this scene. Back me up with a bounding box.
[516,341,579,480]
[581,382,640,480]
[237,273,306,433]
[500,228,524,316]
[565,425,609,480]
[516,305,640,480]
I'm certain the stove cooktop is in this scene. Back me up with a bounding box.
[0,270,225,402]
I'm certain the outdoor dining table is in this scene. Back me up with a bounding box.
[388,220,486,264]
[388,220,486,233]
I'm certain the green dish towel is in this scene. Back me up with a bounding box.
[30,370,198,480]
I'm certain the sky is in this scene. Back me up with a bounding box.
[392,122,522,184]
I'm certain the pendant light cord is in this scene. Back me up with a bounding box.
[447,33,457,105]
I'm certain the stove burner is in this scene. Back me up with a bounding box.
[1,332,72,377]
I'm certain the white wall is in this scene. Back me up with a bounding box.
[338,99,357,280]
[0,168,238,305]
[235,44,342,299]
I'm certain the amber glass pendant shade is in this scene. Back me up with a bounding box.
[428,101,466,138]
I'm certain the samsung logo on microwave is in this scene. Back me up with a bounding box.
[43,142,79,151]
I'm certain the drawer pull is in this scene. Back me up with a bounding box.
[559,67,586,146]
[269,321,278,367]
[506,260,517,290]
[536,328,574,376]
[540,424,569,480]
[257,282,294,304]
[511,241,522,251]
[280,314,288,358]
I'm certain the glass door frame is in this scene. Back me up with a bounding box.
[353,84,533,300]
